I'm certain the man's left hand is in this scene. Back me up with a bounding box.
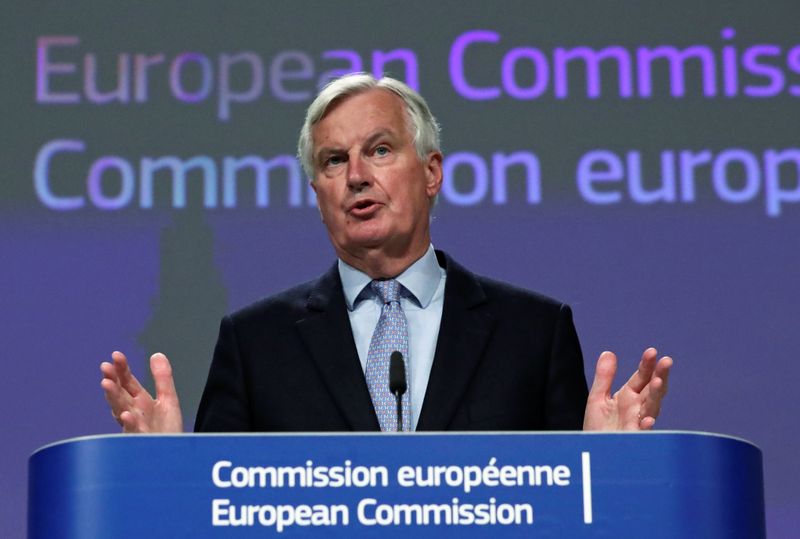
[583,348,673,431]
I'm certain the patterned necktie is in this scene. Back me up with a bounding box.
[365,279,412,432]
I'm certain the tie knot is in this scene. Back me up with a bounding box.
[371,279,401,304]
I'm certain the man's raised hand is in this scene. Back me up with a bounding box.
[100,351,184,433]
[583,347,672,431]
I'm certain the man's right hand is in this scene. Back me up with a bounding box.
[100,351,184,433]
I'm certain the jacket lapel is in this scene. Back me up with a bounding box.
[295,265,380,431]
[416,252,495,430]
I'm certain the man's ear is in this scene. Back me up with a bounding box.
[424,151,444,199]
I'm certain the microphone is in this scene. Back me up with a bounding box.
[389,351,407,432]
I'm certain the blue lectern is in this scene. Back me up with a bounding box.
[29,431,765,538]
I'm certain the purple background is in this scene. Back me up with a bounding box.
[3,2,799,537]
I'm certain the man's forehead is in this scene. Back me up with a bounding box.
[312,89,409,146]
[323,87,404,118]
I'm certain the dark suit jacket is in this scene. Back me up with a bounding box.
[194,251,588,432]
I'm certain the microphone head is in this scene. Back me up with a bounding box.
[389,351,407,395]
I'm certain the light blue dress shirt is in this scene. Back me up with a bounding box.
[338,245,446,430]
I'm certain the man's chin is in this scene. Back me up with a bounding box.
[333,232,397,259]
[342,221,391,245]
[345,237,389,252]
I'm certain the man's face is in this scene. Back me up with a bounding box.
[311,89,442,265]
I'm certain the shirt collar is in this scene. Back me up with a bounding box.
[338,245,442,311]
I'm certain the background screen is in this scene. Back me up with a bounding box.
[3,2,798,536]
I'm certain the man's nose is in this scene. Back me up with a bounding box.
[346,155,372,190]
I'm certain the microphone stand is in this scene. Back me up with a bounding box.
[389,351,407,433]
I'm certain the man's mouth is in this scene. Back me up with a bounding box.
[348,199,381,218]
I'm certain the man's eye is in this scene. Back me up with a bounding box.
[374,145,390,156]
[326,155,343,166]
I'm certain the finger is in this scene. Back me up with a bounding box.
[654,355,673,391]
[100,361,120,384]
[588,351,617,402]
[639,416,656,430]
[101,377,132,417]
[100,362,125,403]
[112,351,146,398]
[150,353,179,404]
[625,347,658,394]
[641,356,673,419]
[119,410,143,433]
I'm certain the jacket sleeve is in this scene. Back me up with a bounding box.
[194,315,253,432]
[544,303,589,430]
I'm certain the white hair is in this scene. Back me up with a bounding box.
[297,73,441,180]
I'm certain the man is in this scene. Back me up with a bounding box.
[101,73,671,433]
